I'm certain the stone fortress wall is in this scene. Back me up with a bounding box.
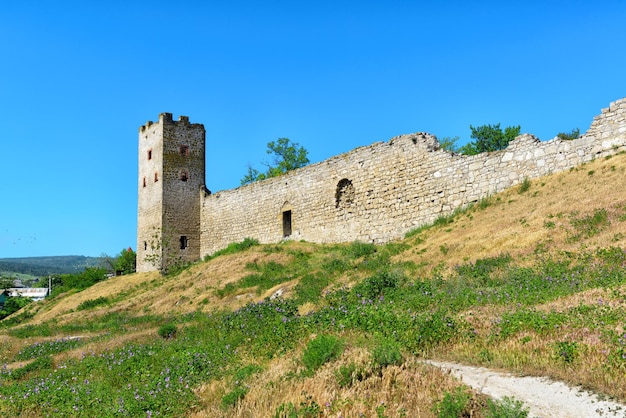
[198,98,626,256]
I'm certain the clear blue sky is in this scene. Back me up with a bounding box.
[1,1,625,258]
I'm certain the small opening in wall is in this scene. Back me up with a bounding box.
[180,235,188,250]
[336,178,355,209]
[143,177,146,187]
[147,149,152,160]
[154,172,158,182]
[180,170,188,182]
[282,211,292,237]
[144,241,147,251]
[179,145,189,156]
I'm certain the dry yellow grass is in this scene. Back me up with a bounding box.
[190,346,477,418]
[397,153,626,274]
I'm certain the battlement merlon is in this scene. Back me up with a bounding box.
[139,113,204,132]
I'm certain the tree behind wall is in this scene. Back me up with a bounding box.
[458,123,521,155]
[115,247,136,275]
[241,138,310,185]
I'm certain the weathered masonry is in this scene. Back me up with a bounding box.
[137,113,205,272]
[137,98,626,272]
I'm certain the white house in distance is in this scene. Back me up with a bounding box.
[5,288,49,301]
[0,288,50,308]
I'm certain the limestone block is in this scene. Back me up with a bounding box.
[501,152,514,162]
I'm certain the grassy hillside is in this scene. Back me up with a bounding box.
[2,154,626,417]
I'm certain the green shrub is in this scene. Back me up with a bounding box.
[158,323,177,339]
[274,393,321,418]
[165,260,193,276]
[372,339,403,369]
[77,296,110,310]
[409,310,461,352]
[518,177,531,194]
[294,273,330,303]
[554,341,578,364]
[221,386,248,408]
[353,270,403,299]
[216,282,237,298]
[274,402,298,418]
[321,257,350,274]
[485,396,529,418]
[234,364,262,381]
[476,196,493,210]
[433,387,472,418]
[301,334,343,374]
[433,213,455,228]
[557,128,580,141]
[455,254,512,285]
[335,362,369,388]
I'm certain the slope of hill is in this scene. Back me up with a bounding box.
[2,153,626,417]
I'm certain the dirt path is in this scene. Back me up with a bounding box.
[426,360,626,418]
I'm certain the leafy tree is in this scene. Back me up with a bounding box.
[115,247,136,275]
[0,296,31,320]
[50,267,108,297]
[557,128,580,141]
[241,138,310,185]
[0,276,16,289]
[458,123,521,155]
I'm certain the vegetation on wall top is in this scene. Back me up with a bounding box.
[440,123,522,155]
[241,137,310,185]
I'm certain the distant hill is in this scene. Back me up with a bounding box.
[0,256,104,277]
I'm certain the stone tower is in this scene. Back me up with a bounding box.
[136,113,206,272]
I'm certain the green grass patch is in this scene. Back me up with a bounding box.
[568,208,610,241]
[301,334,343,375]
[77,296,110,310]
[204,237,260,261]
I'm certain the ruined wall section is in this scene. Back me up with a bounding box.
[199,98,626,256]
[583,98,626,144]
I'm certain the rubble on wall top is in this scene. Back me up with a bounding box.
[388,132,441,151]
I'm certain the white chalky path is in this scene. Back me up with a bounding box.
[426,360,626,418]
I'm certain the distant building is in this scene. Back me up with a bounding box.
[1,288,49,303]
